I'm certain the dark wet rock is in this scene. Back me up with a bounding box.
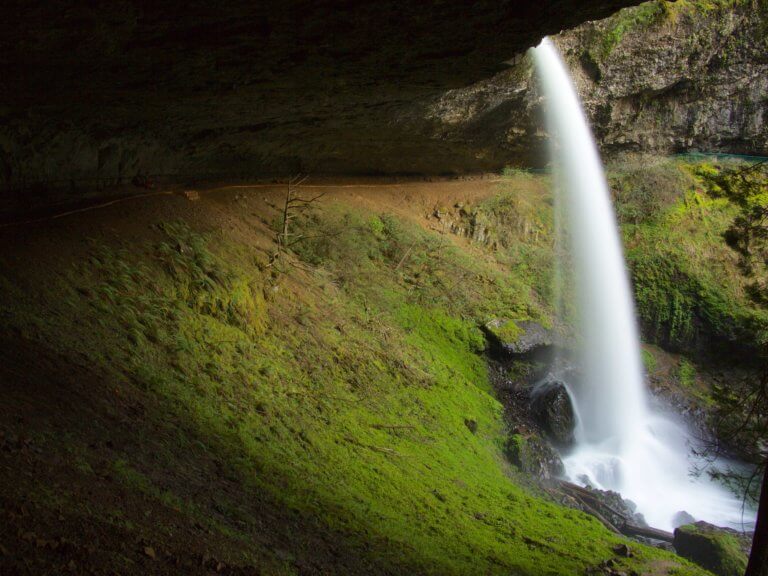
[613,543,632,558]
[673,521,749,576]
[604,492,645,528]
[504,433,564,480]
[559,482,648,530]
[530,379,576,446]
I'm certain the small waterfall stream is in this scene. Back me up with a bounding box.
[532,37,753,531]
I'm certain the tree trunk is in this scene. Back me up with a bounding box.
[746,463,768,576]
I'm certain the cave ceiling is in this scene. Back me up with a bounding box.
[1,0,643,209]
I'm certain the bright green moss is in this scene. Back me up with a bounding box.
[489,319,524,346]
[675,523,748,576]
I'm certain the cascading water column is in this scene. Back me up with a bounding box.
[534,37,646,457]
[532,37,751,531]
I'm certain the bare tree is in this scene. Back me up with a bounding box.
[268,174,326,268]
[747,463,768,576]
[713,373,768,576]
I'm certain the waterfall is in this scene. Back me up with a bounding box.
[532,37,752,531]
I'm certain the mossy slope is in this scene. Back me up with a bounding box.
[0,179,702,575]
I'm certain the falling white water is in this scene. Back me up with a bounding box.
[532,37,753,531]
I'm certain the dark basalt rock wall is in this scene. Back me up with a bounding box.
[423,1,768,167]
[1,0,644,213]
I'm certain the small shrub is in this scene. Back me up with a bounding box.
[641,348,658,372]
[678,359,696,388]
[610,158,692,224]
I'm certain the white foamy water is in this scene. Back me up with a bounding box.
[532,37,753,532]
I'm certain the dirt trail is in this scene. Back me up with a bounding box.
[0,176,504,230]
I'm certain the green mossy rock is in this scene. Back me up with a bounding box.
[504,433,564,479]
[484,320,553,356]
[673,522,749,576]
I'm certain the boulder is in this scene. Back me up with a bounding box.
[672,510,696,529]
[612,543,632,558]
[484,320,554,356]
[504,433,564,479]
[530,380,576,446]
[673,522,749,576]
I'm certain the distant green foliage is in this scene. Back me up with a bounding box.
[617,159,768,356]
[630,251,697,347]
[629,233,765,354]
[688,161,768,476]
[698,162,768,295]
[610,158,692,224]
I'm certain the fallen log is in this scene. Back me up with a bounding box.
[620,523,675,543]
[560,483,631,522]
[572,496,622,534]
[556,481,675,543]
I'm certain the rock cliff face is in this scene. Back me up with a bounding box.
[425,0,768,166]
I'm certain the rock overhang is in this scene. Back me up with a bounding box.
[1,0,644,212]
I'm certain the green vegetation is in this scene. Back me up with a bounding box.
[595,0,753,58]
[611,157,693,225]
[0,175,706,575]
[678,358,697,388]
[641,348,658,373]
[614,157,768,355]
[597,1,669,57]
[674,523,748,576]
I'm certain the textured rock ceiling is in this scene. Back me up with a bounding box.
[1,0,641,209]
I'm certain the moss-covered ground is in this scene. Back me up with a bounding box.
[0,175,718,575]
